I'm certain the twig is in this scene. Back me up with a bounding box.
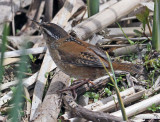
[0,47,47,58]
[11,0,15,36]
[23,87,31,119]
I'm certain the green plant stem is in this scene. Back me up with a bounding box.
[0,24,9,84]
[152,0,160,51]
[116,22,134,45]
[147,20,152,36]
[100,53,128,121]
[87,0,99,17]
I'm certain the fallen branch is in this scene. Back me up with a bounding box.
[61,90,123,122]
[73,0,146,40]
[33,70,70,122]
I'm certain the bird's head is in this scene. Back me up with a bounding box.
[31,19,68,42]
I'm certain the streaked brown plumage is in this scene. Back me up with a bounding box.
[33,21,143,80]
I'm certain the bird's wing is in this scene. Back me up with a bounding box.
[57,37,109,68]
[88,45,109,62]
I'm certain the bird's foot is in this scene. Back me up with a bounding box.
[58,79,93,99]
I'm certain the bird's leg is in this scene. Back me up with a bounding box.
[58,79,93,99]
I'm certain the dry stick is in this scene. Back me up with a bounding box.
[73,0,148,40]
[111,44,145,56]
[111,37,149,41]
[11,0,15,36]
[106,27,150,37]
[30,50,57,120]
[68,0,117,28]
[133,113,160,120]
[0,47,47,58]
[6,36,43,49]
[3,58,20,66]
[23,87,31,119]
[44,0,53,22]
[0,80,18,91]
[6,44,16,51]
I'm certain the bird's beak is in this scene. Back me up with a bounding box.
[28,18,45,35]
[30,19,41,26]
[27,17,42,28]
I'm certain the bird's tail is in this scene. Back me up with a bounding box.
[112,62,144,74]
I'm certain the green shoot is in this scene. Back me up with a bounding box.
[136,6,152,36]
[148,104,160,112]
[29,54,37,63]
[116,22,134,45]
[100,52,128,121]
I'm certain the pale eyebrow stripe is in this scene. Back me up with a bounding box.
[43,27,59,40]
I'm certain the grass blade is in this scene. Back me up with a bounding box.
[152,0,160,51]
[0,24,10,84]
[9,48,29,121]
[100,52,128,121]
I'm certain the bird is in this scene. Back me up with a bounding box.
[32,20,143,87]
